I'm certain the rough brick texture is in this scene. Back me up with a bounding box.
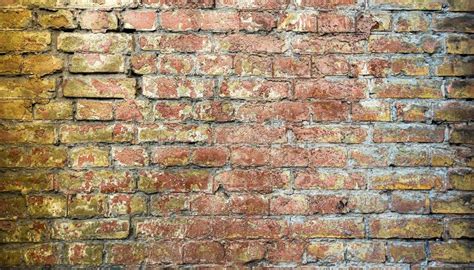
[0,0,473,268]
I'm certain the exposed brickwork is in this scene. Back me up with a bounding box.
[0,0,473,268]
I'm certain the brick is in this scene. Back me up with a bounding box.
[369,216,443,239]
[391,191,429,214]
[134,217,212,239]
[391,57,429,76]
[139,169,212,193]
[312,55,351,76]
[350,146,390,168]
[394,12,430,32]
[448,218,474,238]
[0,146,67,168]
[273,56,311,78]
[0,100,33,120]
[197,54,233,75]
[216,0,289,9]
[157,54,195,75]
[395,103,429,122]
[70,54,125,73]
[191,194,228,215]
[270,195,309,215]
[369,34,441,53]
[373,79,443,99]
[66,243,103,265]
[56,170,134,194]
[450,125,474,144]
[112,146,148,167]
[230,146,270,166]
[58,0,137,8]
[52,218,129,240]
[108,193,146,216]
[267,241,304,263]
[58,33,132,53]
[24,243,60,265]
[293,125,368,144]
[296,0,357,8]
[225,241,266,263]
[60,124,133,143]
[295,79,367,100]
[290,217,365,238]
[447,34,474,55]
[26,195,67,218]
[0,220,49,243]
[434,101,474,122]
[392,146,430,167]
[313,101,349,121]
[295,170,366,190]
[143,76,214,99]
[234,54,272,76]
[220,79,290,100]
[214,124,286,144]
[447,0,474,11]
[433,14,474,33]
[215,33,287,53]
[183,241,224,264]
[352,100,391,122]
[70,146,110,168]
[122,10,157,31]
[346,241,386,262]
[388,242,426,263]
[370,170,443,190]
[0,9,31,29]
[76,100,113,120]
[143,0,213,8]
[150,194,189,215]
[0,31,50,52]
[429,241,474,263]
[277,11,317,32]
[115,99,153,122]
[131,53,158,74]
[0,171,54,193]
[68,194,107,217]
[356,11,391,32]
[62,76,136,98]
[139,33,212,52]
[449,170,474,191]
[373,124,445,143]
[214,170,289,193]
[213,217,287,239]
[306,242,344,263]
[240,11,276,32]
[161,10,239,32]
[151,147,191,166]
[106,243,145,264]
[138,123,210,143]
[0,195,27,219]
[79,11,118,32]
[191,147,230,167]
[229,194,269,215]
[292,34,367,54]
[318,12,354,33]
[436,57,474,76]
[38,10,75,29]
[431,192,473,214]
[370,0,443,10]
[33,100,72,120]
[0,77,55,99]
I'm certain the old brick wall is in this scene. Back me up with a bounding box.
[0,0,473,268]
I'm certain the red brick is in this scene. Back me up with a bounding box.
[240,11,276,32]
[143,76,214,99]
[139,169,212,193]
[112,146,148,167]
[290,217,365,238]
[295,170,366,190]
[183,241,225,264]
[214,124,286,144]
[213,217,287,239]
[225,241,266,263]
[191,147,230,167]
[157,54,194,75]
[318,12,354,33]
[161,10,239,32]
[139,33,212,52]
[216,0,289,9]
[277,11,317,32]
[273,56,311,78]
[122,10,157,31]
[151,146,191,166]
[214,170,289,193]
[373,124,445,143]
[369,216,443,239]
[267,240,305,263]
[220,79,290,100]
[295,79,367,100]
[215,33,287,53]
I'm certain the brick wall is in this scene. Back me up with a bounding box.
[0,0,473,267]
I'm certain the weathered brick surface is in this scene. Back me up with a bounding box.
[0,0,473,268]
